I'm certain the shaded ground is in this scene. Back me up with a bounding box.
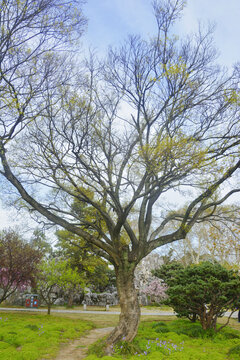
[53,327,114,360]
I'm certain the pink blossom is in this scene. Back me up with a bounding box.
[142,279,168,301]
[0,267,31,290]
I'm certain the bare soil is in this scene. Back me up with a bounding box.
[53,327,114,360]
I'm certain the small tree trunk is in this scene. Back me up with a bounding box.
[106,263,140,353]
[47,303,51,315]
[68,293,73,307]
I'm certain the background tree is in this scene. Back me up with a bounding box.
[154,262,240,331]
[207,223,240,267]
[163,220,240,267]
[0,0,240,349]
[134,252,163,292]
[55,229,115,292]
[30,228,53,259]
[36,258,84,315]
[0,229,42,304]
[142,278,168,304]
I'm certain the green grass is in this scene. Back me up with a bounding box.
[0,312,93,359]
[1,310,240,360]
[86,319,240,360]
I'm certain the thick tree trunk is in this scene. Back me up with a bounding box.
[106,263,140,353]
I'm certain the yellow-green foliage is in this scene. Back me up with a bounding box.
[162,59,189,80]
[0,312,93,360]
[38,258,85,290]
[224,89,240,106]
[139,132,207,174]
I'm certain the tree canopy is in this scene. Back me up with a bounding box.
[0,0,239,349]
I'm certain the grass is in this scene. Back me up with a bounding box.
[1,309,240,360]
[0,311,93,359]
[86,319,240,360]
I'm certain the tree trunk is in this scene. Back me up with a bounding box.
[106,263,140,353]
[47,303,51,315]
[199,306,216,330]
[67,293,73,308]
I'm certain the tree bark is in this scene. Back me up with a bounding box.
[105,263,140,353]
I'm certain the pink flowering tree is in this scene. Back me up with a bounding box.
[0,230,42,304]
[142,278,168,304]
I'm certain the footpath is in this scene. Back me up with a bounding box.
[54,327,114,360]
[0,307,238,318]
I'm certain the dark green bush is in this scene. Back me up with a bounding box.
[25,324,39,331]
[153,326,170,333]
[152,321,167,328]
[154,261,240,332]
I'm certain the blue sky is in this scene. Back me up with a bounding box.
[82,0,240,67]
[0,0,240,230]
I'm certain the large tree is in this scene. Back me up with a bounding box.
[0,0,239,350]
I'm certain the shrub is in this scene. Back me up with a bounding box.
[154,261,240,331]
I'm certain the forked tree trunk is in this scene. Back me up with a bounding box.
[106,263,140,353]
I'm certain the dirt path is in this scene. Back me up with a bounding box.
[53,327,114,360]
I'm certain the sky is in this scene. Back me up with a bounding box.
[82,0,240,67]
[0,0,239,231]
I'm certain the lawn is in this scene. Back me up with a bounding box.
[0,311,93,359]
[1,311,240,360]
[86,319,240,360]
